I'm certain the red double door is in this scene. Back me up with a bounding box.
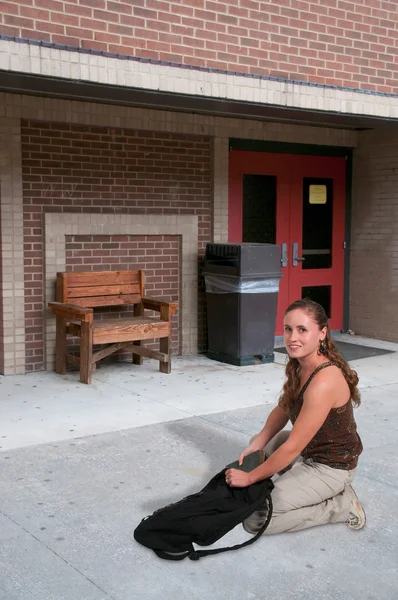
[229,151,346,335]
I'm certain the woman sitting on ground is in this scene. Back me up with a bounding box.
[225,298,365,534]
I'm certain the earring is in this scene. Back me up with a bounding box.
[319,340,327,355]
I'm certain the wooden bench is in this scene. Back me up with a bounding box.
[48,270,178,384]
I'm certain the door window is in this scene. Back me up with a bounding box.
[302,285,332,318]
[302,178,333,270]
[242,175,277,244]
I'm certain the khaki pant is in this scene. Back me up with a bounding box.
[244,431,355,535]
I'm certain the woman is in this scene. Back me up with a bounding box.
[225,298,365,534]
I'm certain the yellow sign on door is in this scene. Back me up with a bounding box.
[309,185,327,204]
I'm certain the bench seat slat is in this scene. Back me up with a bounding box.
[92,317,170,344]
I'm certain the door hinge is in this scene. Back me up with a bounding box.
[343,241,347,249]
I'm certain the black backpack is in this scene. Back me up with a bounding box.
[134,453,274,561]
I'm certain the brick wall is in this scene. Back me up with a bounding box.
[0,194,3,374]
[65,234,180,356]
[2,1,398,93]
[21,120,211,371]
[351,129,398,342]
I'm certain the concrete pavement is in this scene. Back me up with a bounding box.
[0,334,397,600]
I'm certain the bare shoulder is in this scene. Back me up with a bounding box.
[304,365,349,406]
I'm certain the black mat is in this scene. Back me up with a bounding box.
[274,341,395,362]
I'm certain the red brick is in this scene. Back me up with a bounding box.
[195,28,217,41]
[20,6,50,19]
[36,21,64,34]
[80,17,107,31]
[0,1,20,15]
[79,0,105,8]
[108,23,134,36]
[66,26,94,38]
[64,3,93,17]
[171,4,194,17]
[5,14,34,28]
[92,10,118,23]
[228,5,249,18]
[195,9,217,21]
[147,0,170,9]
[241,37,259,48]
[241,0,260,9]
[94,31,120,44]
[218,32,239,45]
[160,12,182,24]
[0,24,21,36]
[51,34,80,46]
[31,0,64,9]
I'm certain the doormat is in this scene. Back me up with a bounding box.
[274,341,395,362]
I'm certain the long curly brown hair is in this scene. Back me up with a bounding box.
[279,299,361,411]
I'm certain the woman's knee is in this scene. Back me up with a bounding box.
[268,485,297,515]
[250,430,290,450]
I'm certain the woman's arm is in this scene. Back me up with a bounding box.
[257,405,290,447]
[238,405,289,464]
[226,374,339,487]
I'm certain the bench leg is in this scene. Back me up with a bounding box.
[132,304,144,365]
[80,321,93,384]
[132,340,143,366]
[55,316,67,375]
[159,337,171,374]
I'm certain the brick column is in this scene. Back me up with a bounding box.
[351,129,398,342]
[0,117,25,374]
[213,136,229,243]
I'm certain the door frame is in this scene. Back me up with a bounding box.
[228,138,354,332]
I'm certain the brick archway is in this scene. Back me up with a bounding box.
[44,213,198,370]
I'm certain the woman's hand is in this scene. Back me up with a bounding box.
[225,468,251,488]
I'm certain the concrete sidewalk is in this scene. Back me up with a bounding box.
[1,334,397,600]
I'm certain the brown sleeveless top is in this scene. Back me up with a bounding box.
[288,362,363,470]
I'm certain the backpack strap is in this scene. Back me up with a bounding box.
[154,486,273,561]
[187,491,273,561]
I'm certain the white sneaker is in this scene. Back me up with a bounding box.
[243,501,270,534]
[345,486,366,530]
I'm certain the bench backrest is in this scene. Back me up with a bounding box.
[56,270,145,308]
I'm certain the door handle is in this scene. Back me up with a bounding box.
[281,243,288,268]
[292,242,305,267]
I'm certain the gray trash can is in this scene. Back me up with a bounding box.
[203,243,282,366]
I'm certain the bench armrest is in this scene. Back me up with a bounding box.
[48,302,93,322]
[142,297,178,318]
